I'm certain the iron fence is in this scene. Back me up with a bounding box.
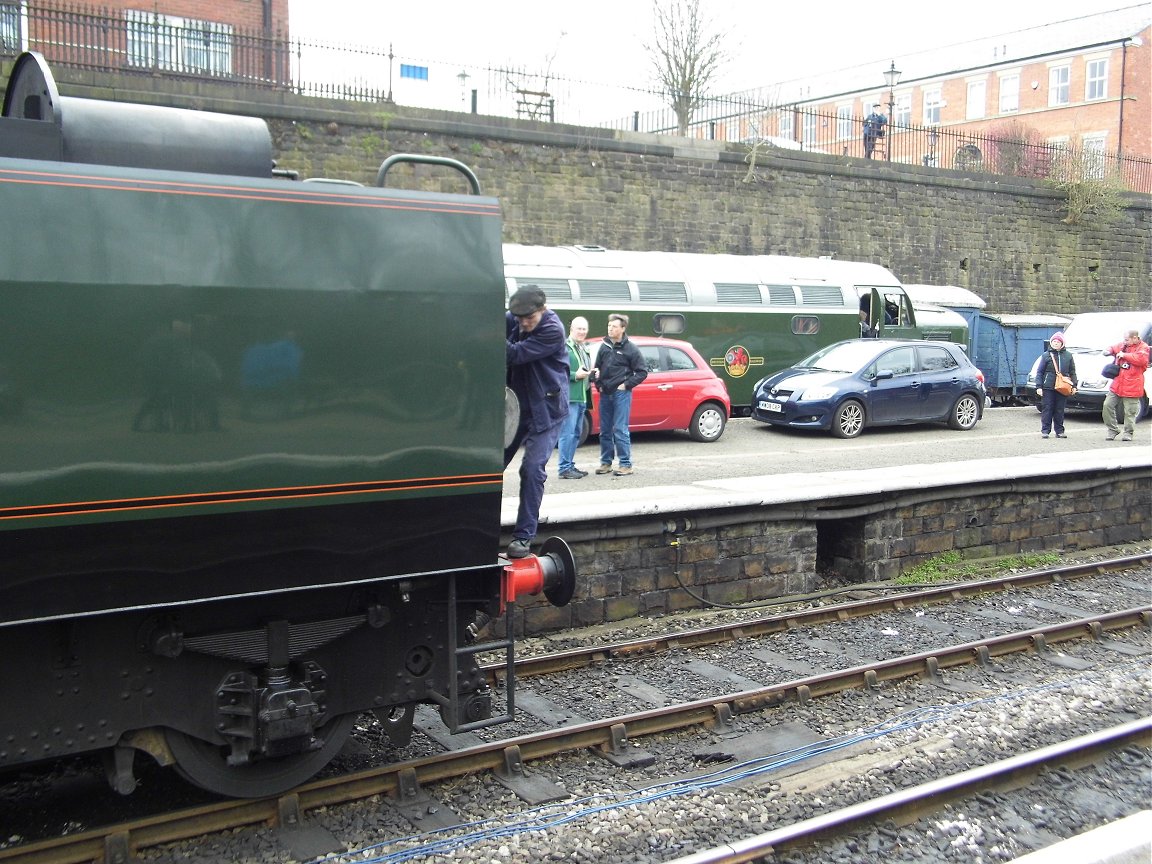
[0,2,290,87]
[2,2,1149,194]
[609,94,1151,194]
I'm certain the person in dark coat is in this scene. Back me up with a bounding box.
[505,285,569,558]
[863,104,887,159]
[1034,331,1077,439]
[591,313,648,476]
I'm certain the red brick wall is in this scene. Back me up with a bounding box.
[808,25,1150,161]
[47,0,289,34]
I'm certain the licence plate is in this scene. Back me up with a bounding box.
[758,400,782,413]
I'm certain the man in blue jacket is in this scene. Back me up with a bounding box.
[505,285,569,558]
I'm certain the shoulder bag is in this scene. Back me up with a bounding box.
[1051,352,1074,396]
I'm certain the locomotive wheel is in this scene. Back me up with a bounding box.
[165,712,358,798]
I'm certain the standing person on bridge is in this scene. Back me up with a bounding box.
[1103,329,1149,442]
[1034,331,1077,439]
[591,313,648,476]
[505,285,569,558]
[862,104,887,159]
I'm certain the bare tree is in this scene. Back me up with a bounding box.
[646,0,727,136]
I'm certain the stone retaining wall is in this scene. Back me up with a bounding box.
[505,470,1149,637]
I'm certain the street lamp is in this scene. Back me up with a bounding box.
[883,61,901,161]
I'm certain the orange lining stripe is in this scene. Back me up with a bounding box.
[1,474,503,521]
[0,172,502,216]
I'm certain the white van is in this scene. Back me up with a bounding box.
[1027,310,1152,419]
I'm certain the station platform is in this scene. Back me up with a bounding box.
[504,447,1151,530]
[1005,810,1151,864]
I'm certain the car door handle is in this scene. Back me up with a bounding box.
[657,384,673,391]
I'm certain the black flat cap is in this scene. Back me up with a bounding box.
[508,285,546,315]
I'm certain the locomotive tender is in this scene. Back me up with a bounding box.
[0,53,573,798]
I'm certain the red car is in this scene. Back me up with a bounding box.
[582,336,731,443]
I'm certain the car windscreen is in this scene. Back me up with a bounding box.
[798,341,883,372]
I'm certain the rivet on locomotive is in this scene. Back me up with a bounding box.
[0,53,575,799]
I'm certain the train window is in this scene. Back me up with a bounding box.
[510,277,572,301]
[637,281,688,303]
[798,285,847,306]
[653,313,686,336]
[765,284,798,305]
[791,315,821,335]
[715,283,761,305]
[576,279,631,302]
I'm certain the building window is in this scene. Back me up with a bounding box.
[922,87,942,125]
[1048,65,1070,106]
[125,10,233,75]
[1081,133,1107,179]
[1085,58,1108,101]
[966,80,986,120]
[400,64,429,81]
[895,93,911,127]
[998,74,1019,114]
[801,111,817,148]
[836,105,852,140]
[777,109,794,141]
[0,3,18,51]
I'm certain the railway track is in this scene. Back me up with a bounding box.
[494,552,1152,680]
[0,553,1147,863]
[665,718,1152,864]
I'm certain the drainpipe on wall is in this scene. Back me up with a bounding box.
[1117,37,1129,158]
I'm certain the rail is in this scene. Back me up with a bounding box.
[0,604,1145,863]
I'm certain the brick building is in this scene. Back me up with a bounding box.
[716,8,1150,168]
[1,0,290,85]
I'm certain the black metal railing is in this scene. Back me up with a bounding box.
[0,1,290,87]
[2,2,1148,193]
[606,93,1151,194]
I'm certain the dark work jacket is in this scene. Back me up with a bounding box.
[1036,348,1077,390]
[506,309,569,432]
[593,334,648,393]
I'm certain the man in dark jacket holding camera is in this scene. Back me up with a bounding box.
[591,313,648,476]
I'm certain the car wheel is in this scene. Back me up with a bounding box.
[578,412,590,446]
[948,393,981,430]
[689,402,727,442]
[831,400,865,438]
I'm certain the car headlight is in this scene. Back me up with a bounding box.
[798,386,838,401]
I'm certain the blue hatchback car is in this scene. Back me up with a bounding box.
[751,339,986,438]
